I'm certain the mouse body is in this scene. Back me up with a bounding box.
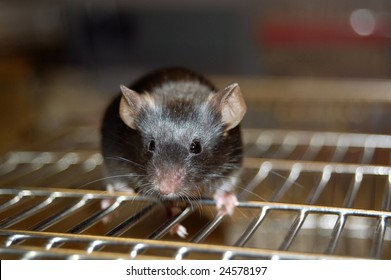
[101,67,247,236]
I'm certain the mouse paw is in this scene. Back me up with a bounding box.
[110,181,135,193]
[213,189,238,216]
[101,182,134,224]
[101,198,114,210]
[101,184,115,223]
[101,182,134,207]
[101,198,114,224]
[165,204,188,238]
[169,224,188,238]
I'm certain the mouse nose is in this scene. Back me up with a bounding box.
[159,188,173,196]
[155,168,185,196]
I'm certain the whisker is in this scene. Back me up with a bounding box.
[269,169,306,190]
[76,174,138,189]
[234,185,268,202]
[104,156,146,170]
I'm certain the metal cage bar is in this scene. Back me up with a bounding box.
[1,128,391,259]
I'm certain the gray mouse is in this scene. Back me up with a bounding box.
[100,67,247,237]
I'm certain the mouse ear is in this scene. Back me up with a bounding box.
[212,83,247,131]
[119,85,142,130]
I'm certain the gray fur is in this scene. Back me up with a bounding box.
[101,67,245,203]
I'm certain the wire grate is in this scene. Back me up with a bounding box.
[0,127,391,259]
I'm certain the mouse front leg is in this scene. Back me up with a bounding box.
[213,175,239,216]
[165,202,188,238]
[101,181,135,208]
[101,181,135,223]
[214,189,238,216]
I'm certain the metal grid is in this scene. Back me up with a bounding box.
[0,127,391,259]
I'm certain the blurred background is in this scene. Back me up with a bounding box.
[2,0,391,153]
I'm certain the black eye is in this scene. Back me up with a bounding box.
[148,140,156,152]
[189,140,202,154]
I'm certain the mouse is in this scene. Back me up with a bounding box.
[100,67,247,237]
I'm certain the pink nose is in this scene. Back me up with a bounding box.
[159,188,173,196]
[155,168,185,196]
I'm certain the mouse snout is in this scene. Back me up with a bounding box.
[154,167,185,196]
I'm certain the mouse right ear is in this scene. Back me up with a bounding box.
[212,83,247,131]
[119,85,142,130]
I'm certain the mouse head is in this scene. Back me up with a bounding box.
[119,82,246,200]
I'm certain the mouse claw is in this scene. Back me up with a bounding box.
[170,224,188,238]
[214,190,238,216]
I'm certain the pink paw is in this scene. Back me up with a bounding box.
[165,204,188,238]
[101,198,114,224]
[100,182,134,224]
[213,190,238,216]
[110,181,135,193]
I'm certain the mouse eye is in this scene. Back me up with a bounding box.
[148,140,156,152]
[189,140,202,154]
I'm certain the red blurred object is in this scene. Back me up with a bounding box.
[258,20,389,47]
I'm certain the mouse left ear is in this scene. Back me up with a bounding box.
[119,85,142,130]
[212,83,247,131]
